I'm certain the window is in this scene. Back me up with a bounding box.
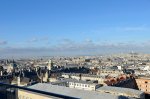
[145,81,148,84]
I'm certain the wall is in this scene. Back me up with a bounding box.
[136,78,150,94]
[18,90,55,99]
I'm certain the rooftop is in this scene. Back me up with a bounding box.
[96,86,144,97]
[52,78,99,85]
[62,73,105,78]
[137,76,150,80]
[28,83,133,99]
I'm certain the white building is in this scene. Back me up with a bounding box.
[51,78,101,91]
[68,80,101,91]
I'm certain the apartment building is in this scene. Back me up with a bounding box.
[62,73,105,84]
[136,77,150,94]
[51,78,101,91]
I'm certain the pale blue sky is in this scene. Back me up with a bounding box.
[0,0,150,57]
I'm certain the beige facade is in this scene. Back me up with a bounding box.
[18,90,54,99]
[136,77,150,94]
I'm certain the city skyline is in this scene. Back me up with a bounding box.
[0,0,150,57]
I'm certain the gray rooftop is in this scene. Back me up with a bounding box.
[96,86,144,97]
[28,83,133,99]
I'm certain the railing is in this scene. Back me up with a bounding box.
[0,82,79,99]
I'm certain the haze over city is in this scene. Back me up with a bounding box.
[0,0,150,58]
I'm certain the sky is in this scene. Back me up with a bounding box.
[0,0,150,58]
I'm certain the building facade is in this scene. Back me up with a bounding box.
[136,77,150,94]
